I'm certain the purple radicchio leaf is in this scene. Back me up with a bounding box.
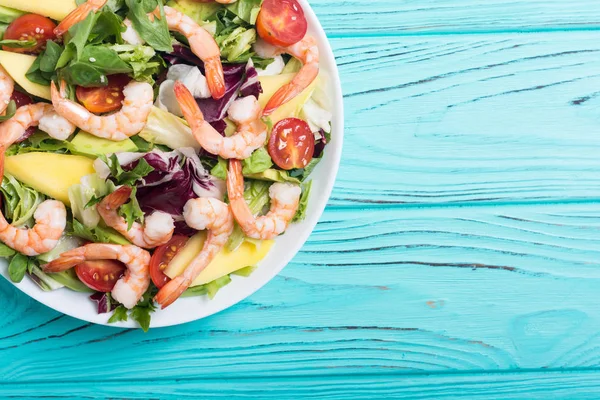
[314,129,328,158]
[239,60,263,98]
[167,45,263,122]
[122,149,225,235]
[90,292,119,314]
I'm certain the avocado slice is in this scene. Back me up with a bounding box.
[49,270,93,293]
[70,131,138,157]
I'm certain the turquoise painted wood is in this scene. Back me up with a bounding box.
[2,1,600,398]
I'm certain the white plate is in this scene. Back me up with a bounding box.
[0,0,344,329]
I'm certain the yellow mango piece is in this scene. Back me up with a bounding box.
[0,0,76,21]
[259,73,319,124]
[5,153,95,204]
[0,51,50,100]
[165,232,275,287]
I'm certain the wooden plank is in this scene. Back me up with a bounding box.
[331,33,600,206]
[3,370,600,399]
[312,0,600,35]
[2,203,600,383]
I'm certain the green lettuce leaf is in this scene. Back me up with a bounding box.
[241,147,272,175]
[8,253,28,283]
[70,218,131,245]
[126,0,173,53]
[108,286,157,331]
[118,187,144,230]
[110,44,164,84]
[293,180,312,222]
[0,173,45,227]
[226,179,271,251]
[226,0,262,24]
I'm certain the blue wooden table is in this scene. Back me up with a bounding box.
[3,1,600,398]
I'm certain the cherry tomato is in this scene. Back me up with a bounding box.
[3,14,57,54]
[268,118,315,170]
[256,0,307,47]
[75,260,126,292]
[75,74,130,114]
[150,236,189,289]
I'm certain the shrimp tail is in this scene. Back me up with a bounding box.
[54,0,108,36]
[100,186,132,211]
[43,255,84,273]
[204,57,226,100]
[262,64,318,116]
[173,81,204,126]
[155,275,192,309]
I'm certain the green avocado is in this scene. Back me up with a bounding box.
[70,131,138,157]
[166,0,221,23]
[49,270,93,293]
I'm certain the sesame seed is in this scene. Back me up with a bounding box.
[35,28,40,34]
[89,57,96,63]
[100,76,106,83]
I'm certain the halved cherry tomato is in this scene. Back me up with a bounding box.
[256,0,307,47]
[268,118,315,170]
[75,260,126,292]
[3,14,57,54]
[75,74,130,114]
[150,235,189,289]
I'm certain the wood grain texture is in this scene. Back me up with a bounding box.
[313,0,600,35]
[2,203,600,387]
[3,370,600,399]
[3,2,600,398]
[332,33,600,206]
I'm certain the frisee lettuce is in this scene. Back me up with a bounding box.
[1,173,45,227]
[108,286,157,332]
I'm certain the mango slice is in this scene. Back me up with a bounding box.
[5,152,96,204]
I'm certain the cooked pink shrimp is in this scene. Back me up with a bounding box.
[163,6,225,99]
[256,36,319,116]
[54,0,108,36]
[0,103,76,146]
[0,153,66,256]
[174,81,267,159]
[227,159,301,239]
[0,195,66,256]
[44,244,151,309]
[97,186,175,249]
[51,80,153,141]
[155,197,233,309]
[0,66,14,115]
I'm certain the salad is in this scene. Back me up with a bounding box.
[0,0,332,330]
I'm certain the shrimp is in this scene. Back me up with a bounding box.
[155,197,233,309]
[227,159,301,240]
[51,80,153,141]
[163,6,225,100]
[0,153,66,256]
[97,186,175,249]
[255,36,319,116]
[0,66,14,115]
[54,0,108,36]
[43,244,151,309]
[174,81,267,159]
[0,103,76,146]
